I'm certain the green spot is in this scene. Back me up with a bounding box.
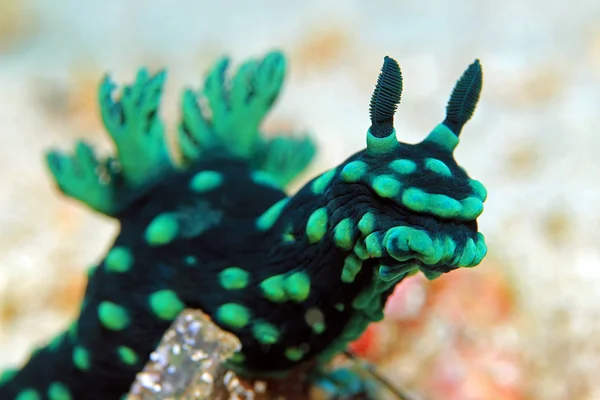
[460,196,484,219]
[257,198,289,231]
[149,290,185,321]
[458,238,477,267]
[48,382,72,400]
[341,254,362,283]
[284,272,311,302]
[424,123,459,152]
[189,170,223,192]
[68,322,78,339]
[305,308,326,334]
[401,188,427,213]
[252,322,280,344]
[285,347,305,361]
[0,368,17,386]
[475,232,488,263]
[229,352,245,363]
[353,240,369,260]
[306,207,328,244]
[372,175,401,198]
[98,301,130,331]
[48,333,64,351]
[252,171,281,189]
[184,255,198,266]
[425,158,452,177]
[366,128,400,155]
[311,169,336,194]
[260,275,286,303]
[118,346,138,365]
[145,213,179,245]
[217,303,250,329]
[470,179,488,201]
[219,267,250,290]
[73,346,90,370]
[105,246,133,273]
[334,303,345,312]
[15,389,41,400]
[427,194,463,218]
[333,218,355,250]
[358,212,376,235]
[389,159,416,174]
[364,233,383,258]
[340,161,367,183]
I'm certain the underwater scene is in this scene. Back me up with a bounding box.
[0,1,599,399]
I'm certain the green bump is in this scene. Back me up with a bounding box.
[304,308,326,334]
[389,159,416,174]
[284,272,311,302]
[145,213,179,245]
[333,218,354,250]
[427,194,463,218]
[15,389,41,400]
[372,175,401,198]
[366,129,400,155]
[48,382,72,400]
[340,161,367,183]
[257,198,289,231]
[353,240,369,260]
[285,347,305,361]
[260,275,286,302]
[458,238,477,267]
[460,196,484,219]
[312,169,336,194]
[358,212,376,235]
[306,207,328,244]
[341,254,362,283]
[252,322,280,344]
[424,123,459,152]
[217,303,250,329]
[118,346,138,365]
[73,346,90,371]
[401,188,427,213]
[189,170,223,192]
[219,267,250,290]
[364,233,383,257]
[475,232,488,262]
[334,303,345,312]
[469,179,488,201]
[0,368,17,385]
[425,158,452,177]
[98,301,130,331]
[105,246,133,272]
[149,290,185,320]
[252,171,281,189]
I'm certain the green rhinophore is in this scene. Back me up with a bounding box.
[117,346,138,365]
[256,198,289,231]
[366,129,400,155]
[311,169,336,194]
[389,159,416,175]
[145,213,179,245]
[98,301,130,331]
[333,218,355,250]
[48,382,72,400]
[149,290,185,321]
[252,322,280,344]
[217,303,251,329]
[340,161,367,183]
[306,208,328,244]
[219,267,250,290]
[424,158,452,177]
[189,170,223,192]
[73,346,91,371]
[260,275,287,303]
[15,389,41,400]
[105,247,133,273]
[371,175,401,198]
[423,123,459,152]
[284,272,311,302]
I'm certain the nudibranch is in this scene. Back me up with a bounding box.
[0,51,487,399]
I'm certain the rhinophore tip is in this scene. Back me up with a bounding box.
[443,59,483,136]
[369,56,403,138]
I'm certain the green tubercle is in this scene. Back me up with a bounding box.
[15,389,41,400]
[145,213,179,245]
[304,308,326,334]
[73,346,91,370]
[260,275,286,303]
[118,346,138,365]
[149,290,185,321]
[424,158,452,177]
[0,368,17,386]
[48,382,72,400]
[366,129,400,155]
[333,218,355,250]
[312,169,336,194]
[105,246,133,273]
[364,233,383,258]
[470,179,488,201]
[257,198,289,231]
[284,272,311,302]
[402,187,480,220]
[252,322,280,344]
[460,196,484,219]
[189,170,223,192]
[358,212,376,235]
[285,347,306,362]
[219,267,250,290]
[371,175,401,198]
[251,171,281,190]
[389,159,416,174]
[341,254,362,283]
[423,123,459,152]
[98,301,130,331]
[306,207,328,244]
[340,161,368,183]
[217,303,251,329]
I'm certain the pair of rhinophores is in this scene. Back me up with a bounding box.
[0,50,487,399]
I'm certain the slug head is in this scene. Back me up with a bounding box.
[337,56,487,283]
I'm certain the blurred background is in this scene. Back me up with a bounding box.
[1,1,599,399]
